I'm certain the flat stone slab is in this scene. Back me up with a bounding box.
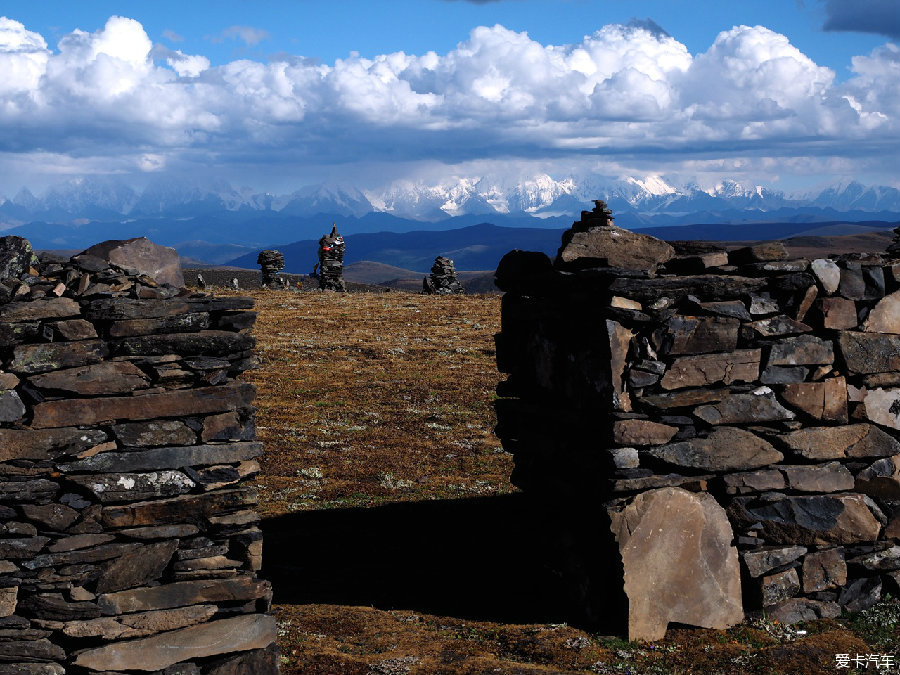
[648,427,783,471]
[73,613,276,672]
[556,224,675,272]
[780,424,900,459]
[694,388,795,425]
[660,350,760,390]
[838,331,900,374]
[79,237,184,288]
[609,487,743,641]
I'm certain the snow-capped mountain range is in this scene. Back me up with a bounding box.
[1,174,898,228]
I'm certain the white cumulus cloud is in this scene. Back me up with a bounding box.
[0,15,895,189]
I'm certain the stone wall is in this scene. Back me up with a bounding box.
[0,238,278,674]
[494,204,900,641]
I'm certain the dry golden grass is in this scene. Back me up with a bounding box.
[224,287,899,675]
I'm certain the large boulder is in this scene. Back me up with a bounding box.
[78,237,184,287]
[608,487,743,641]
[0,235,37,280]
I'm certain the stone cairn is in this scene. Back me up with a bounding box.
[0,236,279,674]
[494,201,900,641]
[256,250,285,289]
[316,225,345,292]
[423,256,464,295]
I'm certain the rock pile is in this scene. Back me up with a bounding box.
[423,256,463,295]
[0,236,278,674]
[256,250,285,288]
[317,225,345,292]
[494,206,900,640]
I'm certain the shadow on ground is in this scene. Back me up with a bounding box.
[262,493,589,626]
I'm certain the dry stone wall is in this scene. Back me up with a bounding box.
[0,237,278,674]
[494,203,900,640]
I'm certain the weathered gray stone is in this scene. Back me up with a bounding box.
[780,462,854,492]
[839,577,882,612]
[767,335,834,366]
[697,300,752,321]
[607,275,766,304]
[729,494,882,545]
[749,295,780,315]
[608,487,742,641]
[73,613,276,672]
[724,469,785,494]
[640,388,731,411]
[23,543,139,569]
[109,313,210,338]
[47,533,115,553]
[0,480,58,502]
[101,488,256,528]
[20,504,78,531]
[62,605,217,640]
[854,456,900,499]
[7,340,107,375]
[17,593,100,621]
[0,236,37,280]
[200,412,243,442]
[69,471,196,502]
[759,365,808,384]
[556,224,675,272]
[606,447,639,469]
[85,296,253,321]
[839,331,900,374]
[0,639,64,662]
[694,388,795,424]
[613,420,677,446]
[0,537,50,560]
[760,568,800,606]
[113,420,196,447]
[0,298,79,323]
[660,350,760,390]
[780,377,848,422]
[743,316,811,338]
[781,423,900,459]
[647,427,782,472]
[31,382,255,429]
[764,598,840,624]
[111,330,254,358]
[79,237,184,287]
[0,391,25,423]
[662,315,739,355]
[64,443,261,473]
[849,545,900,572]
[204,645,280,675]
[742,546,806,578]
[0,428,108,462]
[861,387,900,430]
[811,258,841,294]
[97,577,271,615]
[119,524,200,540]
[28,361,150,396]
[0,662,65,674]
[803,548,846,592]
[96,540,179,594]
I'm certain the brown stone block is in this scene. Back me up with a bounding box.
[0,297,80,323]
[648,427,783,471]
[8,340,107,375]
[28,361,150,396]
[781,423,900,459]
[821,297,857,330]
[613,419,678,446]
[660,349,761,390]
[100,488,257,528]
[663,315,739,355]
[73,613,276,672]
[780,462,854,492]
[97,577,271,614]
[608,487,743,641]
[62,604,217,640]
[31,381,255,428]
[96,540,179,594]
[780,377,847,422]
[802,548,847,592]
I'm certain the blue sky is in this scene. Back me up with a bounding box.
[0,0,897,197]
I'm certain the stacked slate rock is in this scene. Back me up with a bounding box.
[256,250,285,289]
[423,257,464,295]
[494,205,900,641]
[0,236,279,674]
[317,226,346,292]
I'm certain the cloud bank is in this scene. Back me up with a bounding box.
[0,15,896,189]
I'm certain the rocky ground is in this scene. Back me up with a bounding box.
[228,287,898,675]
